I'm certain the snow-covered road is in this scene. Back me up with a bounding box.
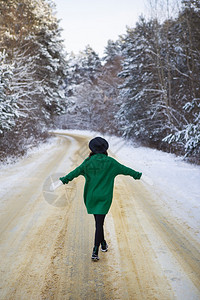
[0,131,200,299]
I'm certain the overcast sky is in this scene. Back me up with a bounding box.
[54,0,147,57]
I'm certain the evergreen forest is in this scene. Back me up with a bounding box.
[0,0,200,164]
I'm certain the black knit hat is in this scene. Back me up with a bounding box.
[89,137,109,153]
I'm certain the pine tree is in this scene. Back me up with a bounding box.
[80,45,102,84]
[103,39,121,63]
[34,22,67,118]
[117,18,167,145]
[0,0,67,159]
[163,0,200,160]
[0,51,18,134]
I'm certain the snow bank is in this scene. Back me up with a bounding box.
[0,137,57,171]
[0,137,58,201]
[107,135,200,241]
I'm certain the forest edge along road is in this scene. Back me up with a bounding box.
[0,132,200,299]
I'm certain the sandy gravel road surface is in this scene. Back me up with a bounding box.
[0,133,200,299]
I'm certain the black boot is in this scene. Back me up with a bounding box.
[101,240,108,252]
[91,246,99,261]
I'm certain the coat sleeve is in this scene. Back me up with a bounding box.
[114,160,142,180]
[59,162,85,184]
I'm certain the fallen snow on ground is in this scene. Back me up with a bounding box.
[108,135,200,241]
[0,137,58,202]
[1,129,200,241]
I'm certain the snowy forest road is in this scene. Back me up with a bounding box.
[0,132,200,300]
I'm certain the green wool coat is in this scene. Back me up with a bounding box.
[60,154,142,215]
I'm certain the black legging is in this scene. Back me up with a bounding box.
[93,214,106,247]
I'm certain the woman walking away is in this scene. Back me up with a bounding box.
[59,137,142,261]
